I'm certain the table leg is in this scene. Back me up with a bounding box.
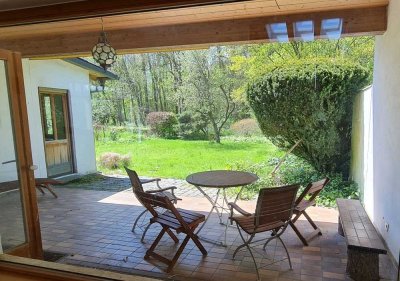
[194,186,230,246]
[195,188,221,235]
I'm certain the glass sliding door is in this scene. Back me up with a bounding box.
[0,49,42,258]
[0,59,27,251]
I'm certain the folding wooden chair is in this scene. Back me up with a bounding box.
[229,184,299,281]
[135,190,207,272]
[35,178,62,198]
[124,167,181,241]
[289,178,330,246]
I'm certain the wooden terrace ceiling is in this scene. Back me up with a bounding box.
[0,0,389,58]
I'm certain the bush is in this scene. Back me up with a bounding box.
[230,118,261,136]
[146,112,178,139]
[247,58,370,175]
[177,111,208,140]
[228,155,358,207]
[99,152,131,169]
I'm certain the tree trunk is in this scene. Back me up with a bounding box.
[209,112,221,143]
[141,55,150,115]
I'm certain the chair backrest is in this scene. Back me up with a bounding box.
[254,184,300,227]
[295,178,330,206]
[124,166,144,193]
[135,190,188,230]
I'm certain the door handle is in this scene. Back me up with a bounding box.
[2,160,16,164]
[30,165,38,171]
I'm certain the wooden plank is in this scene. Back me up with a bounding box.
[0,0,255,27]
[0,254,158,281]
[0,6,385,58]
[0,0,387,40]
[337,199,387,254]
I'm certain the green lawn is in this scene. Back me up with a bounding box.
[96,137,283,179]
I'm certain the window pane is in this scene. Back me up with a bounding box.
[54,95,67,140]
[0,59,27,251]
[42,95,54,140]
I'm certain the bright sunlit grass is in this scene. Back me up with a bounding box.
[95,137,283,179]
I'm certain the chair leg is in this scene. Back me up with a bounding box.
[44,184,58,198]
[234,225,260,280]
[263,229,278,250]
[36,185,45,195]
[189,232,207,256]
[289,221,309,246]
[277,235,292,269]
[291,212,302,224]
[167,235,191,272]
[132,209,148,233]
[141,222,153,242]
[303,211,322,235]
[145,227,167,259]
[166,228,179,243]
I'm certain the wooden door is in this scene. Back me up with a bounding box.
[39,89,74,177]
[0,49,42,258]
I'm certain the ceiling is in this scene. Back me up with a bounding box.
[0,0,389,39]
[0,0,389,58]
[0,0,83,11]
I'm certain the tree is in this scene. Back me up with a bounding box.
[183,47,237,143]
[247,58,370,175]
[231,37,375,101]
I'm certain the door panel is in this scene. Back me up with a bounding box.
[40,91,73,177]
[0,49,42,258]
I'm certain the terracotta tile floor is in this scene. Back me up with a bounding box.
[37,185,397,281]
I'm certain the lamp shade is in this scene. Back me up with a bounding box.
[92,31,116,70]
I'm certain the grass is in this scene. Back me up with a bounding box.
[95,136,284,179]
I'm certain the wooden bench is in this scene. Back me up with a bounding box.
[337,199,387,281]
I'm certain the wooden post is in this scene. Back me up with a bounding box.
[347,249,379,281]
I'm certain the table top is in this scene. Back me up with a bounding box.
[186,170,258,188]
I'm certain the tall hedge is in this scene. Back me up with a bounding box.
[247,59,369,175]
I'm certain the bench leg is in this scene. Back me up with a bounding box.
[338,216,344,236]
[347,249,380,281]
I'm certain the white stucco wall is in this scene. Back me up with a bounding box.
[352,0,400,264]
[22,59,97,178]
[351,87,374,212]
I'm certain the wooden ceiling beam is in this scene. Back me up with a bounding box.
[0,0,253,27]
[0,6,387,58]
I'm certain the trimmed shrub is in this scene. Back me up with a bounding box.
[146,112,178,139]
[247,58,369,175]
[230,118,261,136]
[99,152,131,169]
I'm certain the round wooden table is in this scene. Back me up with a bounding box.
[186,170,258,246]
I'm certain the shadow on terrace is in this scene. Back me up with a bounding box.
[35,176,397,281]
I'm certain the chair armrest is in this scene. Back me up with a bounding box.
[140,178,161,184]
[146,186,176,193]
[228,202,252,216]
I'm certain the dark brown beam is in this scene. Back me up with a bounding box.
[0,0,252,27]
[0,6,387,58]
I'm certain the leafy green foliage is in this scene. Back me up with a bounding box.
[229,155,358,207]
[231,37,375,100]
[146,112,178,139]
[247,58,369,175]
[177,111,208,140]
